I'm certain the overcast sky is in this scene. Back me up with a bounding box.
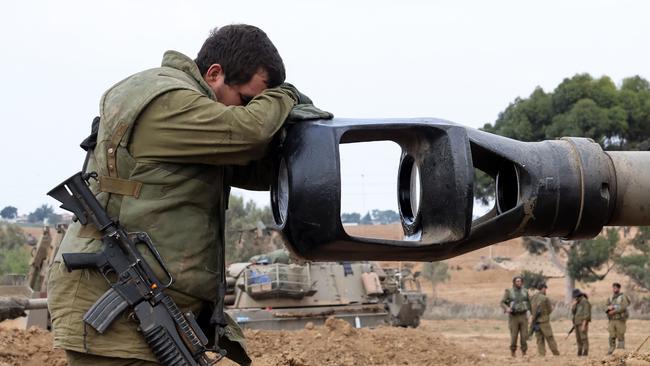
[1,0,648,216]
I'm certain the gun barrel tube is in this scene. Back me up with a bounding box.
[607,151,650,226]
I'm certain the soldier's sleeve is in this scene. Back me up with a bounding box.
[586,301,592,321]
[618,295,631,314]
[544,296,553,315]
[130,87,296,166]
[227,156,274,191]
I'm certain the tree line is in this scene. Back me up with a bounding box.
[341,209,400,225]
[479,73,650,302]
[1,204,63,224]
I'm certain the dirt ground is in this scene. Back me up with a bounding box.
[2,318,649,366]
[3,225,647,365]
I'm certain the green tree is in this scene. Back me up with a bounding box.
[371,209,400,224]
[0,223,26,250]
[27,204,54,223]
[483,73,650,151]
[480,74,649,302]
[341,212,361,224]
[0,206,18,219]
[521,229,621,302]
[615,227,650,291]
[360,212,373,225]
[567,229,620,282]
[0,223,30,276]
[521,270,547,290]
[420,261,450,295]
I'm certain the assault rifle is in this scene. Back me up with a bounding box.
[527,307,541,340]
[566,325,575,340]
[48,172,214,366]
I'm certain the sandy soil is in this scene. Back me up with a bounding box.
[2,318,649,366]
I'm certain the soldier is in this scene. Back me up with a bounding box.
[47,25,329,366]
[606,282,630,354]
[571,289,592,356]
[529,283,560,356]
[501,276,531,357]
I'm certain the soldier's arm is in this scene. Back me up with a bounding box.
[227,156,274,191]
[617,295,631,313]
[500,289,510,312]
[544,297,553,315]
[130,87,296,166]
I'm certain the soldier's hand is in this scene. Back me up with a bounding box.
[281,82,334,122]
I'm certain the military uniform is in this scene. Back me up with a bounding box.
[47,50,297,365]
[501,286,530,355]
[530,291,559,356]
[606,292,630,353]
[572,294,591,356]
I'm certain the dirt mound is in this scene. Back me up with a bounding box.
[589,352,650,366]
[244,317,479,366]
[0,318,478,366]
[0,326,65,366]
[590,353,650,366]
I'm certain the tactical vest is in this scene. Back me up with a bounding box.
[608,293,630,320]
[57,51,225,301]
[508,287,530,314]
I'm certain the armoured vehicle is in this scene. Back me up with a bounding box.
[224,250,426,330]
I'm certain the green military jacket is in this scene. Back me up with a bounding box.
[572,296,592,325]
[530,292,553,323]
[606,292,630,320]
[501,287,530,314]
[48,50,296,364]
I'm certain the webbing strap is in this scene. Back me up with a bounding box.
[106,122,129,177]
[99,176,143,198]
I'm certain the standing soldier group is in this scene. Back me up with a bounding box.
[502,278,630,358]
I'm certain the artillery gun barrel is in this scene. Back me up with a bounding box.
[0,297,48,322]
[607,152,650,226]
[271,118,650,261]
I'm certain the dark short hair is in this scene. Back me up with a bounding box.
[613,282,622,289]
[196,24,286,88]
[537,283,548,290]
[513,276,523,283]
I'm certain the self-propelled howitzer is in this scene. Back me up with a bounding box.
[270,118,650,261]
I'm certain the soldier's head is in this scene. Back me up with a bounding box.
[572,288,583,299]
[513,276,523,288]
[537,283,547,294]
[196,24,286,106]
[612,282,621,294]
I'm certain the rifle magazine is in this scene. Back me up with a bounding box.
[83,287,128,333]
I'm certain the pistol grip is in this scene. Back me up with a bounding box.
[62,252,105,272]
[83,287,128,333]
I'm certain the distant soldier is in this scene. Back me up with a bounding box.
[501,276,530,357]
[529,283,560,356]
[571,289,592,356]
[606,282,630,354]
